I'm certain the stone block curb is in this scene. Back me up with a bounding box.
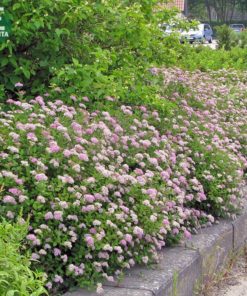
[64,201,247,296]
[64,287,153,296]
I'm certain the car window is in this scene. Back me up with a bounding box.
[231,24,244,29]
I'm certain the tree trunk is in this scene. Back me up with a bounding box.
[205,0,212,22]
[229,0,236,22]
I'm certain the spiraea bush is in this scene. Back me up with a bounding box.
[0,68,246,293]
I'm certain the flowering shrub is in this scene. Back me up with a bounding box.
[0,68,246,294]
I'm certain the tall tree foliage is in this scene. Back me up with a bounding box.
[188,0,247,22]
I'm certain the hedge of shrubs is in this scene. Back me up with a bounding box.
[177,45,247,71]
[0,68,246,294]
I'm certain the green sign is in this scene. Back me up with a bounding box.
[0,7,11,41]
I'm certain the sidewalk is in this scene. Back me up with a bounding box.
[210,248,247,296]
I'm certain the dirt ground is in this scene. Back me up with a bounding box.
[200,246,247,296]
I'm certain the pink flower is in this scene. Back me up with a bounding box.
[186,194,193,201]
[63,149,72,157]
[27,234,36,241]
[3,195,16,205]
[48,142,60,153]
[184,230,192,239]
[59,201,68,209]
[133,226,144,239]
[54,275,63,284]
[91,137,99,144]
[45,212,53,220]
[31,253,40,260]
[142,256,149,264]
[19,195,28,203]
[120,239,127,246]
[27,132,38,142]
[149,158,158,166]
[146,188,157,199]
[70,95,77,101]
[6,211,15,219]
[15,82,23,87]
[8,188,21,196]
[83,96,89,102]
[46,282,52,290]
[35,96,45,105]
[37,195,46,203]
[9,132,20,141]
[71,122,82,133]
[78,153,89,161]
[35,173,48,182]
[197,192,206,201]
[142,140,151,148]
[15,178,24,185]
[61,254,68,263]
[84,194,95,203]
[53,248,61,256]
[125,234,133,243]
[87,177,95,183]
[85,235,94,247]
[54,211,63,221]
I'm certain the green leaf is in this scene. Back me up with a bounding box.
[22,68,30,79]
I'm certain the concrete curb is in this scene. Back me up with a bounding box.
[64,201,247,296]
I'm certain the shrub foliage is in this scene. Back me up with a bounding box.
[0,0,179,103]
[0,68,246,293]
[0,219,47,295]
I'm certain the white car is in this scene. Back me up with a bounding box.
[181,23,213,43]
[229,24,245,33]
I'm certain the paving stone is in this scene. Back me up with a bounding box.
[105,247,201,296]
[64,287,153,296]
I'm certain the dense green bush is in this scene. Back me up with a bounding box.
[49,1,181,106]
[2,0,247,106]
[216,24,235,50]
[0,219,47,295]
[232,30,247,49]
[1,0,74,95]
[0,0,180,104]
[215,24,247,51]
[176,45,247,71]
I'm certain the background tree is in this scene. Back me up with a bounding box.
[188,0,247,22]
